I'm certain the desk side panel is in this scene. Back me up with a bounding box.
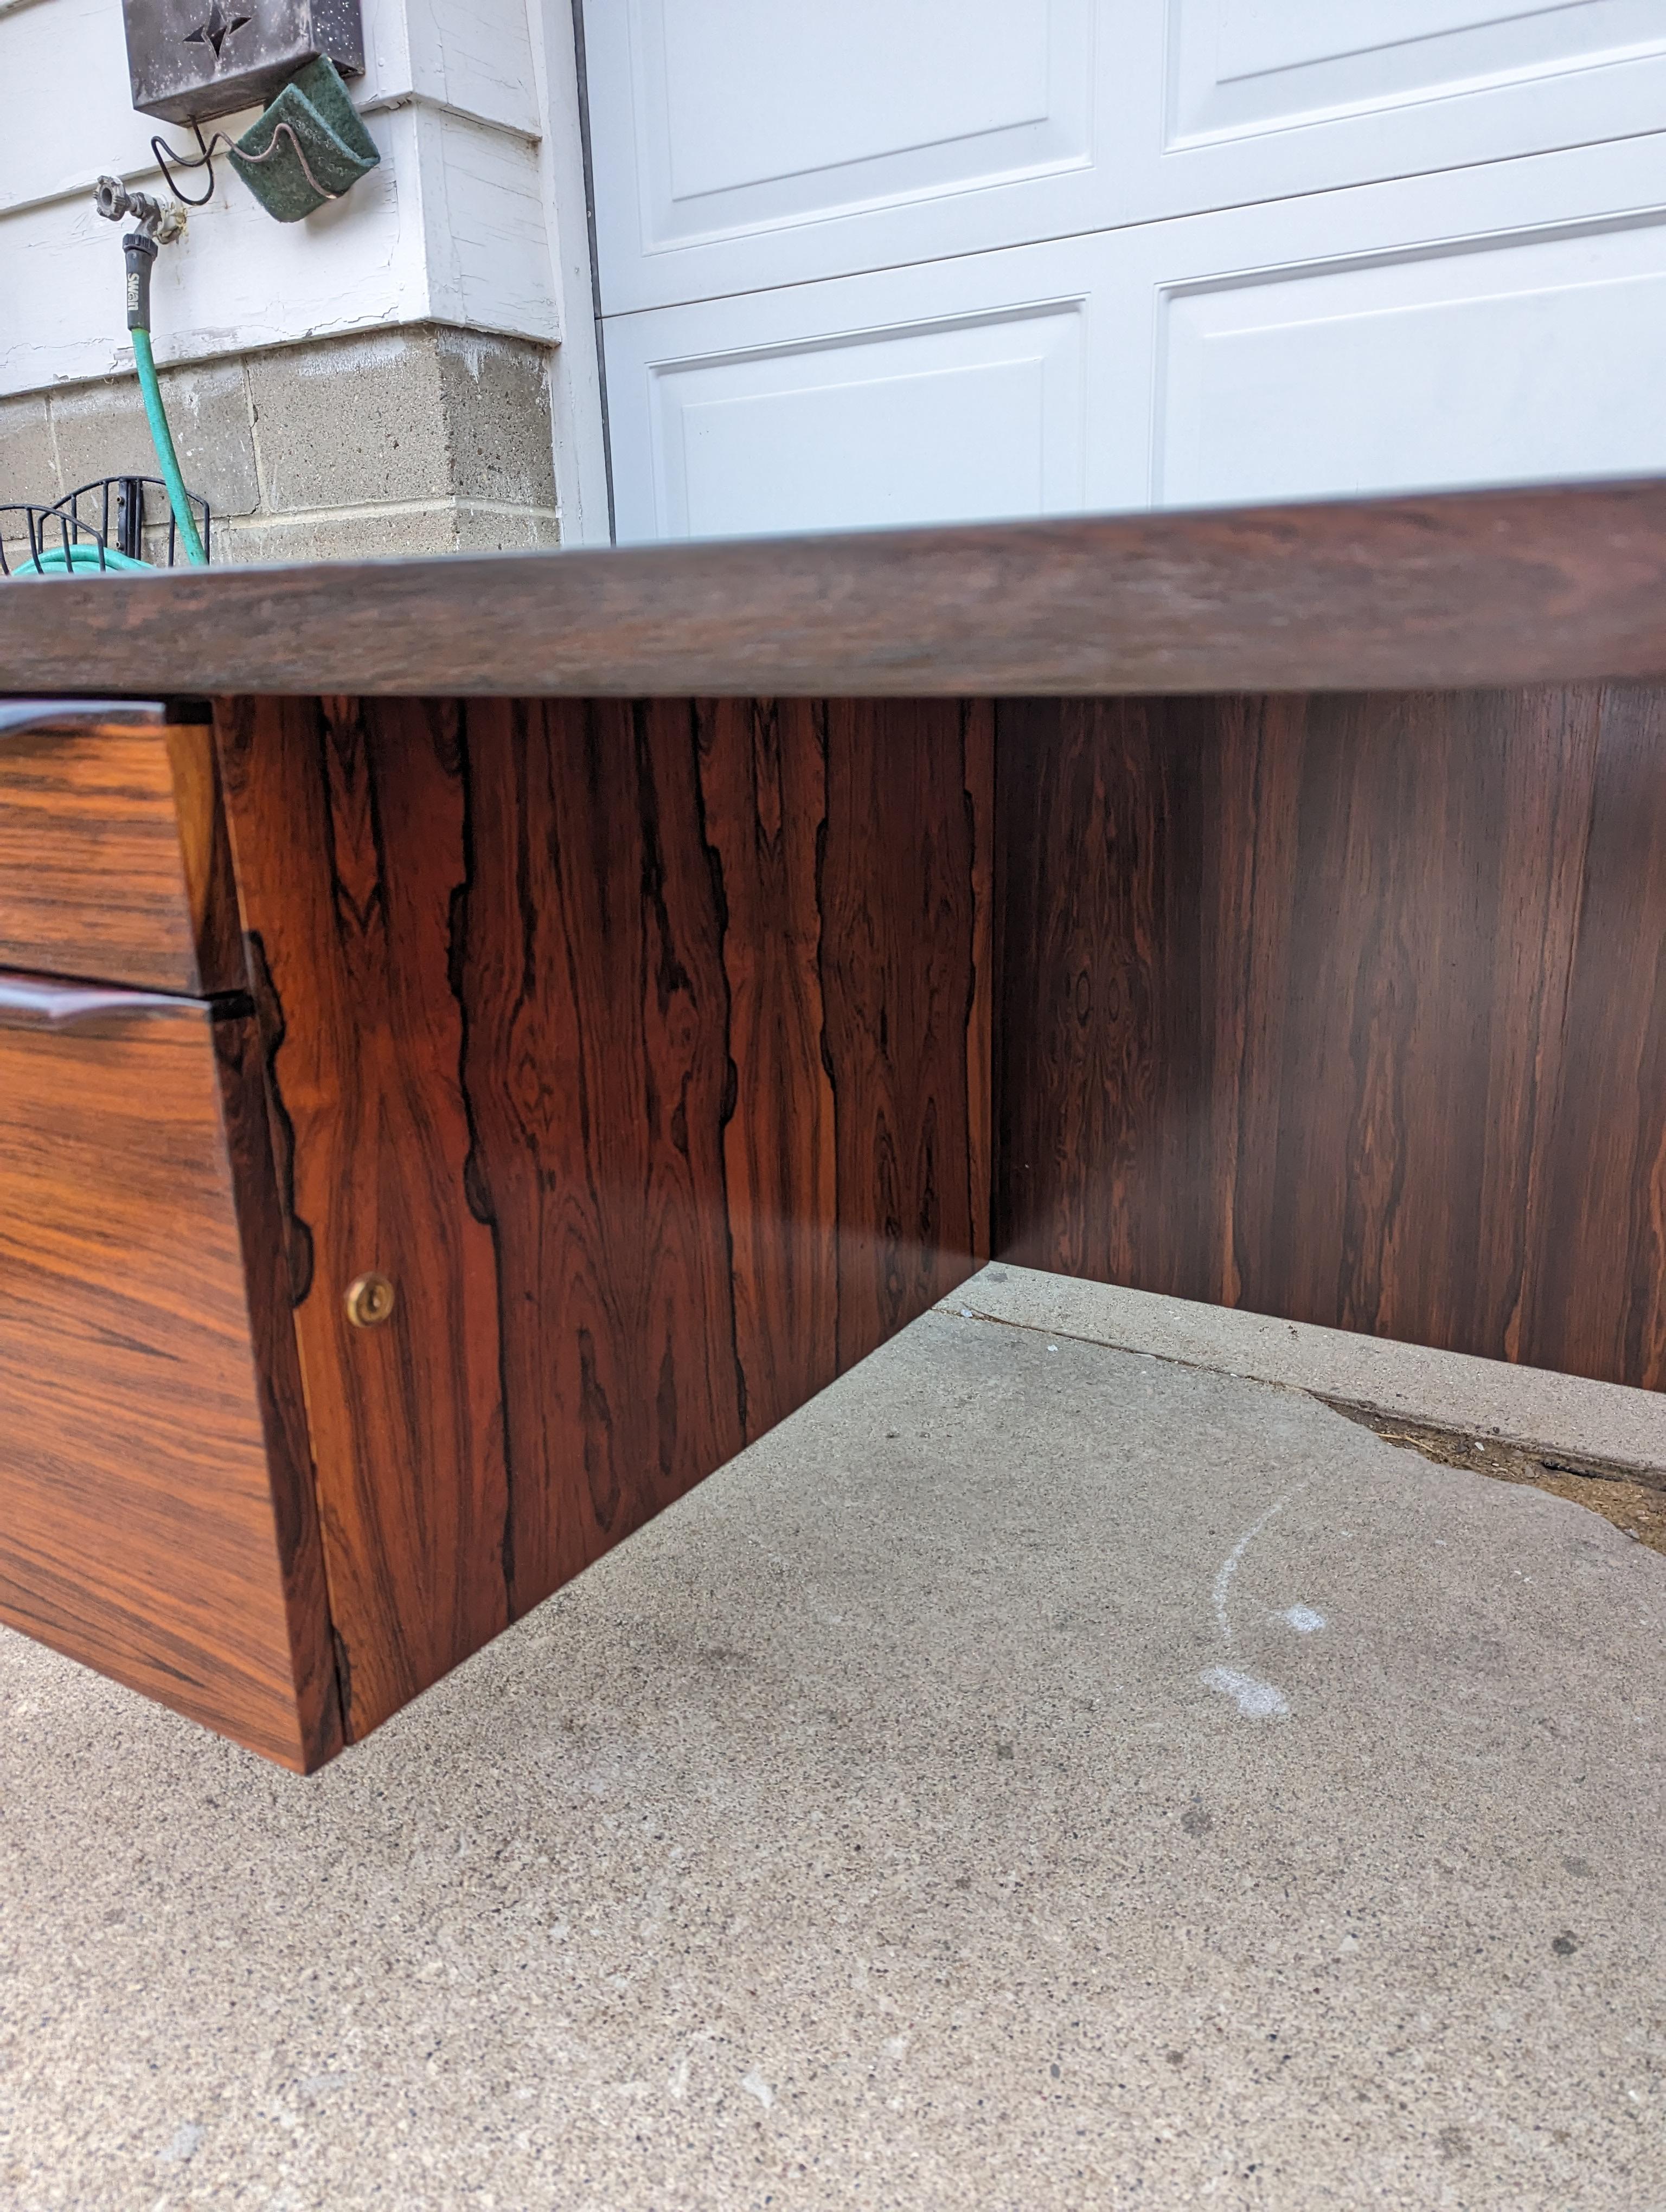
[215,696,991,1741]
[996,686,1666,1391]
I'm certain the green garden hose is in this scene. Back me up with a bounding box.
[13,543,151,578]
[125,234,208,568]
[5,188,211,581]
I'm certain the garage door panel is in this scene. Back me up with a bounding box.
[584,0,1666,314]
[1170,0,1666,145]
[1156,211,1666,509]
[646,0,1090,224]
[604,258,1104,543]
[605,138,1666,541]
[587,0,1099,313]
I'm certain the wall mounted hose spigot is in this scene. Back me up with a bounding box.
[92,175,185,242]
[93,176,208,569]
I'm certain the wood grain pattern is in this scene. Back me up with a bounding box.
[215,695,990,1740]
[214,697,510,1738]
[0,703,244,993]
[818,700,990,1366]
[6,480,1666,699]
[699,699,839,1436]
[1532,685,1666,1386]
[460,696,745,1612]
[0,979,340,1768]
[995,686,1666,1390]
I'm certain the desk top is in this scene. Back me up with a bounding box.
[4,478,1666,700]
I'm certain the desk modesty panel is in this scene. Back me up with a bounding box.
[1,481,1663,1769]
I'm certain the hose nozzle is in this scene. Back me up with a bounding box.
[121,231,158,333]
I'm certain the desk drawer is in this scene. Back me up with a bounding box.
[0,701,244,994]
[0,972,339,1768]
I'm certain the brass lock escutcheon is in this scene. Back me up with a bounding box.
[344,1271,396,1329]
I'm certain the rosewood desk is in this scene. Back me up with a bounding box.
[2,480,1664,1770]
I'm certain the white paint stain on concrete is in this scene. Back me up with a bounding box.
[1201,1667,1291,1719]
[159,2121,202,2163]
[1212,1485,1310,1644]
[741,2072,774,2110]
[1280,1605,1327,1633]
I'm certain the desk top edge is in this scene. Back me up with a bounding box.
[4,477,1666,699]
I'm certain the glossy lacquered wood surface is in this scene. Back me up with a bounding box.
[995,686,1666,1390]
[215,695,991,1740]
[0,980,340,1768]
[1530,685,1666,1387]
[0,704,244,993]
[5,481,1666,698]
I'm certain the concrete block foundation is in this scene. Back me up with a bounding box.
[0,324,561,566]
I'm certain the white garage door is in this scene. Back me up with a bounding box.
[581,4,1666,542]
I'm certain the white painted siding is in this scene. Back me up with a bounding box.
[0,0,555,387]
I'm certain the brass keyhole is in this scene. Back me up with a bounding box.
[345,1271,396,1329]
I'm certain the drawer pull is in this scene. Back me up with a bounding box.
[0,699,171,748]
[0,972,202,1028]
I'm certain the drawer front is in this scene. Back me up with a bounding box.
[0,702,244,994]
[0,974,339,1769]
